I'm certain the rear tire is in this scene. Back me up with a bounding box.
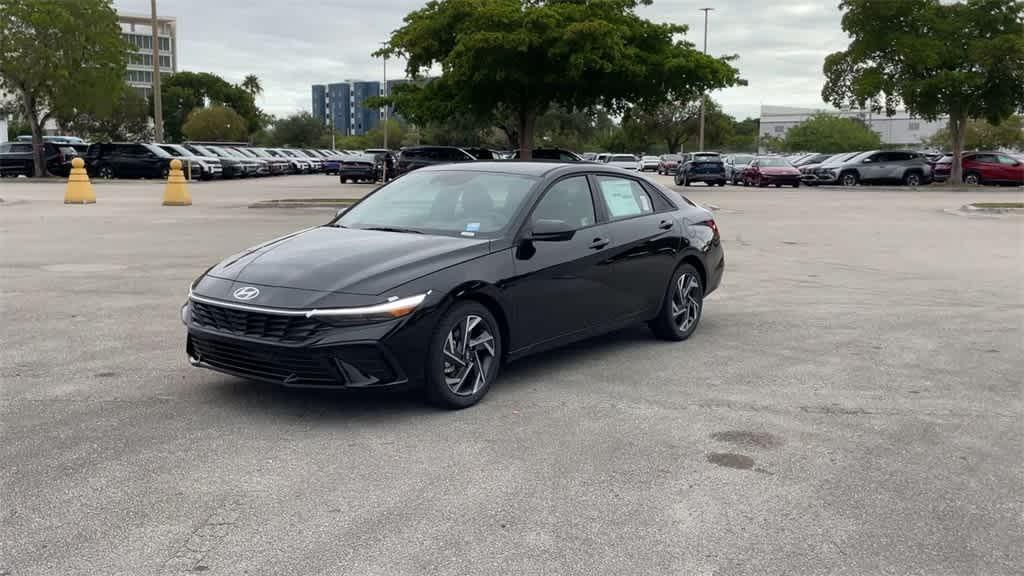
[964,172,981,186]
[425,301,502,409]
[98,165,114,179]
[649,263,704,341]
[903,171,923,187]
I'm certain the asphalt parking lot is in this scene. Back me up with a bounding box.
[2,174,1022,575]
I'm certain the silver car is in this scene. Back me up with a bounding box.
[828,150,933,187]
[724,153,755,184]
[605,153,639,170]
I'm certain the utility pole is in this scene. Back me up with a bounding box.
[151,0,163,142]
[698,7,713,152]
[381,43,389,182]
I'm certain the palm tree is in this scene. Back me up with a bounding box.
[241,74,263,99]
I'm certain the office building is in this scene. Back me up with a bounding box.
[119,13,178,100]
[759,105,947,150]
[312,79,412,136]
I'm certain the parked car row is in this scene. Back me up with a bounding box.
[932,152,1024,186]
[0,139,359,179]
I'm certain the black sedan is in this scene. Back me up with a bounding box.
[183,163,724,408]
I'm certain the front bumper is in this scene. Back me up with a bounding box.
[183,297,435,388]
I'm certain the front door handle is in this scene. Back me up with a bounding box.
[658,220,674,230]
[589,237,610,250]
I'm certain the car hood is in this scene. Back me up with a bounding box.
[206,226,491,295]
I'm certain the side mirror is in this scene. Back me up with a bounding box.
[529,219,575,242]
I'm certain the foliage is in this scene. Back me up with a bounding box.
[263,112,327,147]
[0,0,128,175]
[723,117,759,152]
[822,0,1024,183]
[181,106,249,142]
[925,115,1024,151]
[160,72,262,142]
[241,74,263,98]
[377,0,743,158]
[61,86,153,142]
[780,113,882,153]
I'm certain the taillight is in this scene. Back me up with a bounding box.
[699,219,719,236]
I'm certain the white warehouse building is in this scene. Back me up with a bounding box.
[759,105,948,150]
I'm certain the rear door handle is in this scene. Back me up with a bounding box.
[658,220,674,230]
[589,237,610,250]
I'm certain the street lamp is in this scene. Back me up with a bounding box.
[380,42,389,182]
[698,7,713,152]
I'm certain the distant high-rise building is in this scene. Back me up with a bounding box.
[312,79,413,137]
[118,13,177,101]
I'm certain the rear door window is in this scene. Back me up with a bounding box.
[594,176,654,220]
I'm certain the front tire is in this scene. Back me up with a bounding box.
[903,171,922,187]
[964,172,981,186]
[425,301,502,409]
[98,165,115,179]
[840,171,859,187]
[649,264,704,341]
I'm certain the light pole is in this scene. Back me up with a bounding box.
[381,44,389,182]
[151,0,163,142]
[698,7,713,152]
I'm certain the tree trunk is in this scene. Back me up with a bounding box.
[21,92,46,177]
[949,112,965,187]
[666,136,682,154]
[518,109,536,160]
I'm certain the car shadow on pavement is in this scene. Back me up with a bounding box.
[201,322,705,417]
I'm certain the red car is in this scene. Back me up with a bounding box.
[741,156,801,187]
[933,152,1024,185]
[657,154,683,175]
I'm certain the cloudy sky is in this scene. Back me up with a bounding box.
[113,0,851,120]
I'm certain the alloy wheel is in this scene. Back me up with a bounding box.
[906,173,921,186]
[671,273,701,333]
[964,173,980,185]
[442,314,496,397]
[842,173,857,187]
[99,166,114,179]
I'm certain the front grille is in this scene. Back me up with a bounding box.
[190,301,327,342]
[189,333,338,385]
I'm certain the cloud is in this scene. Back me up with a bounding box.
[114,0,850,121]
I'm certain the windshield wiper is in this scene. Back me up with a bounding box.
[362,226,424,234]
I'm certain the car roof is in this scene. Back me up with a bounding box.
[419,161,636,178]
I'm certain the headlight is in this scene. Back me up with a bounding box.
[309,293,428,326]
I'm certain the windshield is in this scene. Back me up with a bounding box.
[732,155,755,165]
[611,155,636,162]
[759,157,791,167]
[336,170,538,237]
[662,155,681,161]
[693,153,721,162]
[145,144,172,158]
[159,145,183,157]
[642,156,658,161]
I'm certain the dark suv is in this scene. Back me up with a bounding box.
[85,142,174,179]
[674,152,727,186]
[0,141,80,177]
[510,148,583,161]
[395,146,476,176]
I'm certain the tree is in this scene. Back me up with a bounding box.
[0,0,128,175]
[723,118,759,152]
[160,72,263,142]
[377,0,743,159]
[182,106,248,142]
[822,0,1024,185]
[781,113,882,153]
[241,74,263,99]
[61,86,153,142]
[265,112,328,147]
[630,100,701,154]
[925,115,1024,151]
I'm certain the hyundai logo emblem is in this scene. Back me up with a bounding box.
[233,286,260,301]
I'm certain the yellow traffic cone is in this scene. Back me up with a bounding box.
[162,159,191,206]
[64,157,96,204]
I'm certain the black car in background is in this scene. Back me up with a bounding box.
[395,146,476,176]
[338,154,377,183]
[510,148,584,161]
[85,142,173,179]
[183,162,723,408]
[674,152,727,186]
[0,140,79,177]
